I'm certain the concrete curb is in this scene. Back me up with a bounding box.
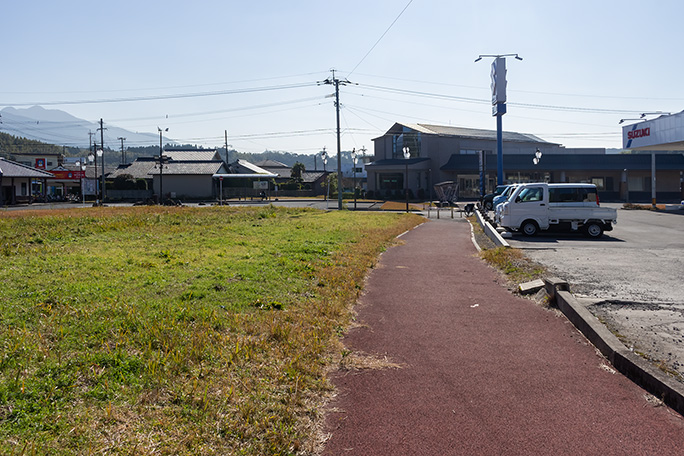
[544,277,684,416]
[475,210,510,248]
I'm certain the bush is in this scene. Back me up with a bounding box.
[113,174,137,190]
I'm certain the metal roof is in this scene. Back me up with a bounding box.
[254,159,289,168]
[230,159,273,175]
[165,150,221,161]
[379,122,555,144]
[365,157,431,167]
[148,161,227,176]
[109,160,155,179]
[0,157,55,178]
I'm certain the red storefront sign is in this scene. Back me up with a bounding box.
[50,170,85,180]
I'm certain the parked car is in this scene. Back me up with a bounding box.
[482,185,509,211]
[497,183,617,238]
[491,184,519,210]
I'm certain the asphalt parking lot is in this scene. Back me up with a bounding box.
[504,203,684,380]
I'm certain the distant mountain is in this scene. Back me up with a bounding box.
[0,106,161,149]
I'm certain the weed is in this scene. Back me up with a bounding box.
[480,246,546,285]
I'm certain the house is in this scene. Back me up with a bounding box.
[110,150,229,200]
[253,159,329,196]
[366,122,684,202]
[0,157,55,204]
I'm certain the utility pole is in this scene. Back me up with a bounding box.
[225,130,230,163]
[97,119,107,202]
[117,137,126,164]
[319,69,354,210]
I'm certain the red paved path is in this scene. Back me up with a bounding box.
[322,218,684,455]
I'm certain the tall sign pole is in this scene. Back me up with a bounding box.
[476,54,522,186]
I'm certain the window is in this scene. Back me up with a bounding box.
[379,173,403,190]
[518,187,543,202]
[591,177,605,190]
[549,187,578,203]
[392,127,421,158]
[579,187,597,203]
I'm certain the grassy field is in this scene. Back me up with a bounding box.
[0,206,422,455]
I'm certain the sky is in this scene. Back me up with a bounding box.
[2,0,684,155]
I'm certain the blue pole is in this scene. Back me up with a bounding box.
[496,112,504,185]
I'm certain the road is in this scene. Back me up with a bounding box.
[323,218,684,455]
[503,204,684,381]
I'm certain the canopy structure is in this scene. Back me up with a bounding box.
[622,110,684,151]
[212,173,279,179]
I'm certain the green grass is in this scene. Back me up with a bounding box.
[0,205,422,455]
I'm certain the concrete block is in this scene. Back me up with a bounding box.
[519,279,545,295]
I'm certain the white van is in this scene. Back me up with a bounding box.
[496,183,617,238]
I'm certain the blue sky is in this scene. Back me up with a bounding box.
[3,0,684,154]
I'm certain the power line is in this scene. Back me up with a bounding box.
[355,83,647,115]
[347,0,415,77]
[0,82,317,107]
[0,71,326,96]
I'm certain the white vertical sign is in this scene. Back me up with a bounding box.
[491,57,507,105]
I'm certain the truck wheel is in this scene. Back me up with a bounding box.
[584,222,604,238]
[521,220,538,236]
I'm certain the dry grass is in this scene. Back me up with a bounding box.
[378,201,423,211]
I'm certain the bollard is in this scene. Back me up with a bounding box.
[451,206,454,219]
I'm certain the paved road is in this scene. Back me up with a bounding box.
[503,204,684,303]
[503,205,684,381]
[323,218,684,455]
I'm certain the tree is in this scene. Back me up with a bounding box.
[290,162,305,180]
[288,162,306,190]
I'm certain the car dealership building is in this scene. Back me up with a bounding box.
[366,122,684,202]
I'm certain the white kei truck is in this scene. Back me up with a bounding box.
[495,183,617,238]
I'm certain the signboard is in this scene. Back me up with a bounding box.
[35,158,46,169]
[253,181,269,190]
[51,170,85,180]
[490,57,507,105]
[622,111,684,150]
[478,150,486,198]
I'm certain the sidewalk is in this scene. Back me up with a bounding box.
[322,218,684,455]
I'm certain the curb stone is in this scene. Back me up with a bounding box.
[544,277,684,416]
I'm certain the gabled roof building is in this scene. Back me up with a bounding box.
[0,157,55,204]
[367,122,684,202]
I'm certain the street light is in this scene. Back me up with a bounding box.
[322,152,329,207]
[533,148,542,165]
[97,147,104,202]
[403,146,410,213]
[157,127,169,204]
[351,148,357,210]
[87,152,95,204]
[75,160,87,206]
